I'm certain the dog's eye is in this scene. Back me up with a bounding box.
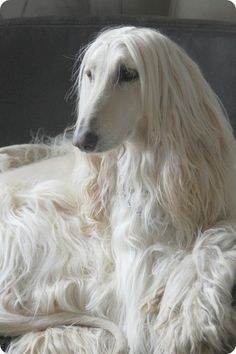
[85,69,92,80]
[118,65,139,83]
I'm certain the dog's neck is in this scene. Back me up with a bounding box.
[114,142,176,246]
[73,140,199,249]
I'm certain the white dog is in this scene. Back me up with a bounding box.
[0,26,235,354]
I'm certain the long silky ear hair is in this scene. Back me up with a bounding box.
[123,28,236,245]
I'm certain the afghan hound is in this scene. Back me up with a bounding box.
[0,26,235,354]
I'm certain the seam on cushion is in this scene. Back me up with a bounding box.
[0,17,236,34]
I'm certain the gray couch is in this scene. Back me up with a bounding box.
[0,15,235,351]
[0,0,171,18]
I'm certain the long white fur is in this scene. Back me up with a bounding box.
[0,26,235,354]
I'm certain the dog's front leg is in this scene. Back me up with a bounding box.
[154,224,236,354]
[0,144,53,172]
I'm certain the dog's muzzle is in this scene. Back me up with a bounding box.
[73,131,98,152]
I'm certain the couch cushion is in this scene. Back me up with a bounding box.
[0,0,89,17]
[170,0,236,22]
[0,0,171,18]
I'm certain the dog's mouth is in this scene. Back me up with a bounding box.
[85,141,117,154]
[73,136,109,154]
[73,128,133,154]
[94,130,134,153]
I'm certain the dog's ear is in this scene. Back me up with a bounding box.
[156,125,231,245]
[148,38,235,244]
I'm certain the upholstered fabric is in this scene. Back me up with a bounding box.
[0,0,171,18]
[0,16,235,147]
[170,0,236,21]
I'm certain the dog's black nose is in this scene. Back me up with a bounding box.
[73,131,98,152]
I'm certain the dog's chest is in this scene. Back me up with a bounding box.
[110,183,175,335]
[119,184,149,215]
[111,182,171,247]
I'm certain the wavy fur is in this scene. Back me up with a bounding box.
[0,26,235,353]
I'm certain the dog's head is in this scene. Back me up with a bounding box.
[73,27,152,153]
[73,26,233,162]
